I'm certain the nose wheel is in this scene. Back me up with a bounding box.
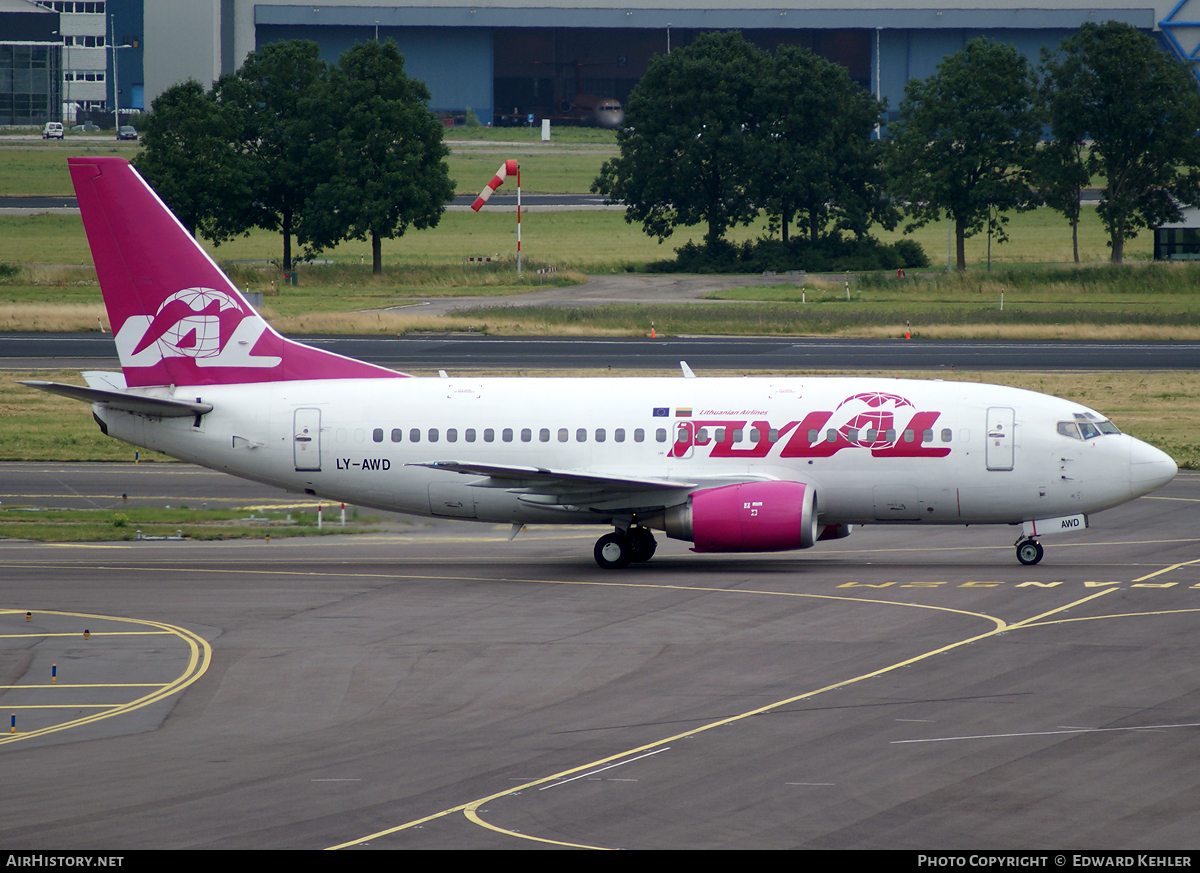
[1015,537,1044,566]
[594,527,657,569]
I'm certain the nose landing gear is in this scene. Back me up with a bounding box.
[594,526,658,569]
[1015,536,1044,566]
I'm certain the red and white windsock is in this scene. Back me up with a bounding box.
[472,159,518,211]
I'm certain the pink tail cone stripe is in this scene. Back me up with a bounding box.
[471,159,518,211]
[69,157,405,387]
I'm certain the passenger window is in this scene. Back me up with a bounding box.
[922,429,933,443]
[886,429,897,442]
[447,428,458,443]
[808,429,818,443]
[484,428,494,443]
[502,428,513,442]
[677,425,689,442]
[521,428,532,442]
[539,428,550,442]
[769,428,779,442]
[354,429,365,443]
[732,429,743,443]
[429,428,439,442]
[865,428,877,443]
[696,428,709,444]
[656,428,667,442]
[615,428,626,442]
[826,428,837,443]
[577,428,587,442]
[372,428,383,443]
[634,428,645,443]
[558,428,569,442]
[466,428,476,443]
[903,429,914,443]
[391,428,402,443]
[409,428,420,443]
[846,428,858,443]
[595,428,606,442]
[941,428,952,443]
[714,427,725,443]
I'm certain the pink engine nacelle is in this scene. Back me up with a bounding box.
[647,481,838,553]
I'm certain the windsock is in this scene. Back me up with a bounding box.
[472,159,518,211]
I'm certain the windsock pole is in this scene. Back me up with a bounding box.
[516,165,522,274]
[472,159,520,273]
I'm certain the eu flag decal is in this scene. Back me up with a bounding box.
[652,407,669,417]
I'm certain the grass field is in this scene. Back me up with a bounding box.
[0,505,380,542]
[0,138,613,197]
[5,368,1197,469]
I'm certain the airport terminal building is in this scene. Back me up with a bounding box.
[135,0,1200,125]
[4,0,1199,126]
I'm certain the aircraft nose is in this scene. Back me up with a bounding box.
[1129,438,1177,496]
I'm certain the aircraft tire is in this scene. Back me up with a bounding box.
[627,527,657,563]
[1016,539,1044,566]
[595,532,633,569]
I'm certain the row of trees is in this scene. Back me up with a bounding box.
[597,23,1200,270]
[135,39,454,272]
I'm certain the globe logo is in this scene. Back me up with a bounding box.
[835,391,913,450]
[133,287,247,360]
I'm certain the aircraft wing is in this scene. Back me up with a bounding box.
[410,460,698,512]
[20,381,213,418]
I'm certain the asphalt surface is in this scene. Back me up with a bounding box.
[1,462,1198,849]
[4,332,1200,372]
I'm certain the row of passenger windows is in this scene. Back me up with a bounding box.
[359,425,955,445]
[374,427,669,444]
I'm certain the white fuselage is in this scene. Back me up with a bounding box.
[93,376,1172,531]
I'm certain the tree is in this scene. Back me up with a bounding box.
[755,45,894,244]
[1042,22,1200,263]
[885,39,1042,271]
[1031,137,1089,263]
[299,40,454,274]
[132,81,253,240]
[593,31,766,247]
[216,40,335,270]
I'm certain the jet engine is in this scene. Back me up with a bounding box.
[645,481,821,553]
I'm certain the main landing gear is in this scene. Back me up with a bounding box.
[594,527,657,569]
[1015,536,1044,566]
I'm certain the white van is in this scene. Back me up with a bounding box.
[42,122,64,139]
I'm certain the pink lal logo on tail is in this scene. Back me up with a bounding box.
[133,287,248,359]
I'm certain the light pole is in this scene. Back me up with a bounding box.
[109,14,131,119]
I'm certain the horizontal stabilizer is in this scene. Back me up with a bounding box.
[20,381,213,417]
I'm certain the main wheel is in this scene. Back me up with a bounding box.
[1016,539,1044,566]
[627,527,658,563]
[594,532,632,569]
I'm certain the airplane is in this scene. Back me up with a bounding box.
[24,157,1178,569]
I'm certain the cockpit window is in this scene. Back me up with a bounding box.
[1060,416,1121,439]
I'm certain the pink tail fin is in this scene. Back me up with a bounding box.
[70,157,404,387]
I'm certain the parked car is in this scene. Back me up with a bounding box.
[116,125,138,141]
[42,122,64,139]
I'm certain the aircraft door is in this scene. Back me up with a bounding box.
[293,408,322,472]
[671,421,695,459]
[986,407,1015,471]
